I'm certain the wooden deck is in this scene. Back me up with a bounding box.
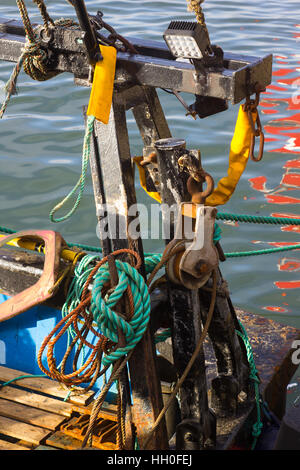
[0,366,116,450]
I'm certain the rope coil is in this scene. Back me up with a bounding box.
[91,258,151,367]
[37,248,149,389]
[0,0,78,118]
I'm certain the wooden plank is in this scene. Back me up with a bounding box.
[0,366,94,405]
[35,445,57,450]
[0,398,66,430]
[0,385,73,417]
[46,431,86,450]
[93,97,168,449]
[0,439,30,450]
[0,415,51,446]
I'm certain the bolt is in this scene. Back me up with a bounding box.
[194,261,209,274]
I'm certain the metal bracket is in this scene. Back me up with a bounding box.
[166,203,219,289]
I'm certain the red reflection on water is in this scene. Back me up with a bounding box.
[283,159,300,168]
[265,84,288,92]
[271,211,300,233]
[246,39,300,301]
[275,280,300,289]
[278,258,300,272]
[263,306,288,313]
[266,195,300,203]
[273,68,297,76]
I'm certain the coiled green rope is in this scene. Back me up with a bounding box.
[61,252,164,353]
[90,259,151,367]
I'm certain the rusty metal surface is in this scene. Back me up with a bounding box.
[157,307,300,447]
[60,414,117,450]
[45,431,87,450]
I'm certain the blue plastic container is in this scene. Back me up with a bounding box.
[0,293,116,397]
[0,293,67,375]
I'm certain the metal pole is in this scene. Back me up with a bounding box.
[72,0,102,64]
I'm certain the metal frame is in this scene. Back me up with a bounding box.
[0,13,285,451]
[0,16,272,104]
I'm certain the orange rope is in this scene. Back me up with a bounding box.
[37,249,140,389]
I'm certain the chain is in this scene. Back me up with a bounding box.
[86,11,137,54]
[178,152,205,182]
[186,0,212,52]
[243,83,265,162]
[178,151,215,204]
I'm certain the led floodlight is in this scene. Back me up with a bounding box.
[163,21,209,60]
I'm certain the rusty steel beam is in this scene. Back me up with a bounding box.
[0,16,272,103]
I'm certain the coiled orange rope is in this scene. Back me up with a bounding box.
[37,248,140,390]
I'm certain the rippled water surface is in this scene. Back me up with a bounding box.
[0,1,299,333]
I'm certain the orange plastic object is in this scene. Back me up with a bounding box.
[0,230,66,322]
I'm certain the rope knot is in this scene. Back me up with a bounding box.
[252,421,263,438]
[249,371,260,384]
[22,34,58,82]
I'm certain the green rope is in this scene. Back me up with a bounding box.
[216,212,300,226]
[49,115,95,223]
[1,223,299,258]
[0,373,75,402]
[225,243,300,258]
[61,253,100,349]
[154,328,171,344]
[236,321,263,450]
[91,259,151,367]
[63,390,72,402]
[2,207,300,258]
[0,374,46,388]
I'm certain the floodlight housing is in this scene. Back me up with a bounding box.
[163,21,209,60]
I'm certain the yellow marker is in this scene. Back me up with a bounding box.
[87,45,117,124]
[133,156,162,203]
[134,105,257,212]
[0,234,80,263]
[205,105,257,206]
